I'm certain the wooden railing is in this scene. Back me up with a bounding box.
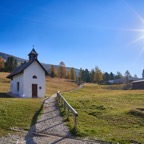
[57,91,78,128]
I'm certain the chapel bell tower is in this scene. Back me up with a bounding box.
[28,47,38,62]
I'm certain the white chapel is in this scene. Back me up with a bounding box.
[7,48,47,98]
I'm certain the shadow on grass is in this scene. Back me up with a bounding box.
[0,92,14,98]
[129,108,144,118]
[31,103,44,126]
[24,98,47,144]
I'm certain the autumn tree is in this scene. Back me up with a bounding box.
[93,66,103,83]
[50,65,57,78]
[58,61,67,78]
[66,70,71,79]
[70,67,76,80]
[5,56,18,72]
[0,57,5,71]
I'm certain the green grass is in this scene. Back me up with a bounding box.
[0,98,42,136]
[62,83,144,144]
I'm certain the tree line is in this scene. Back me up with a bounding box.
[0,57,77,80]
[49,62,136,84]
[0,56,18,72]
[50,61,77,80]
[78,67,133,84]
[0,56,141,83]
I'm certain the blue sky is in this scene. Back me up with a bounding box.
[0,0,144,77]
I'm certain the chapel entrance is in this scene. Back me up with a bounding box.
[32,84,38,98]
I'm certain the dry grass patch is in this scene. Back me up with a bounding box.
[0,73,78,96]
[0,72,10,93]
[46,76,78,96]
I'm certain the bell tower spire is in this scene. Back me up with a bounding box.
[28,46,38,62]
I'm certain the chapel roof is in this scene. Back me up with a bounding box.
[28,48,38,56]
[7,59,48,79]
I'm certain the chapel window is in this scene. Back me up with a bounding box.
[33,75,37,79]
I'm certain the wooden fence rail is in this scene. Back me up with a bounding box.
[57,91,78,128]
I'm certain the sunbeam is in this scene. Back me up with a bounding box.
[121,0,144,58]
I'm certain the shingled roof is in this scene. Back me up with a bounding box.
[7,59,48,79]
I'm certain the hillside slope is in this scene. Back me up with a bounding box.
[0,52,79,75]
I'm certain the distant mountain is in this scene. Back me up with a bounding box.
[0,52,80,75]
[0,52,27,64]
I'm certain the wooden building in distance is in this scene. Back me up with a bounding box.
[132,80,144,89]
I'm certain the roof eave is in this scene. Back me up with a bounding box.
[6,71,24,79]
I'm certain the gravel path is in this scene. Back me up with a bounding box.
[0,94,109,144]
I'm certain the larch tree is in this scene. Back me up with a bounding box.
[50,65,57,78]
[94,66,103,83]
[70,67,76,80]
[0,57,5,71]
[58,61,67,78]
[66,70,71,79]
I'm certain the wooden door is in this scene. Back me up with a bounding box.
[32,84,37,98]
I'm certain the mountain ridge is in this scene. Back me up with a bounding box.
[0,52,79,75]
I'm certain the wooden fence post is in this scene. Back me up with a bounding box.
[74,114,77,128]
[57,91,78,128]
[67,107,70,120]
[64,101,66,111]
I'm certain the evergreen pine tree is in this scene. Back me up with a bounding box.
[142,69,144,79]
[5,56,18,72]
[109,72,114,80]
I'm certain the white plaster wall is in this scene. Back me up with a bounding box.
[10,73,24,97]
[23,61,45,98]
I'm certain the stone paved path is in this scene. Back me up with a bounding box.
[0,94,109,144]
[36,93,71,137]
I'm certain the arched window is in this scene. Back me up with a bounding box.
[33,75,37,79]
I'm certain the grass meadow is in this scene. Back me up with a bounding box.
[1,72,144,143]
[63,84,144,144]
[0,72,77,137]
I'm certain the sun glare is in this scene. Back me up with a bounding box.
[121,1,144,56]
[120,1,144,42]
